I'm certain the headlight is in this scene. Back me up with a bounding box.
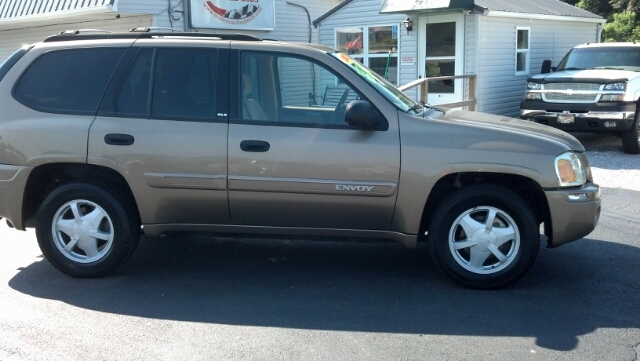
[555,152,586,187]
[603,82,626,91]
[527,82,542,90]
[526,93,542,100]
[600,94,624,101]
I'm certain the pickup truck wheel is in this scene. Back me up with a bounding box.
[35,182,140,278]
[428,185,539,289]
[621,115,640,154]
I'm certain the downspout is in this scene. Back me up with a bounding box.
[597,21,604,43]
[183,0,190,32]
[286,2,311,43]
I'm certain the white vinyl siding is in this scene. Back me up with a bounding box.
[317,0,417,99]
[117,0,183,30]
[0,16,153,63]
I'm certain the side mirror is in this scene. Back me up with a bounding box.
[345,100,381,128]
[541,60,552,74]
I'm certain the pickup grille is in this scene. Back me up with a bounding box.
[543,83,601,102]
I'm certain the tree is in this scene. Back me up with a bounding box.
[611,0,640,15]
[560,0,640,41]
[602,10,640,41]
[574,0,614,18]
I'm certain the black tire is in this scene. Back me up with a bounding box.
[622,113,640,154]
[428,184,539,289]
[35,182,140,277]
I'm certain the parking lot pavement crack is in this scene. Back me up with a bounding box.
[634,341,640,361]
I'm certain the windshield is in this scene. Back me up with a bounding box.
[330,52,420,113]
[557,47,640,71]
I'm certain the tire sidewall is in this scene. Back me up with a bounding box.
[36,183,133,277]
[429,186,539,289]
[622,114,640,154]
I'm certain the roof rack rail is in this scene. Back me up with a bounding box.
[58,29,113,35]
[129,27,184,33]
[43,31,263,43]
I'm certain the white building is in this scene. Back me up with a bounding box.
[314,0,605,117]
[0,0,340,62]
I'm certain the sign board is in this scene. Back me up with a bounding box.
[401,56,415,66]
[191,0,276,30]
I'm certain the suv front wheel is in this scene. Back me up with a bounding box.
[35,182,140,277]
[428,185,540,289]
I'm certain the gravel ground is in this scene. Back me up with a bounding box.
[572,132,640,191]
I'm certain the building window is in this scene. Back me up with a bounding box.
[516,27,530,75]
[336,24,399,85]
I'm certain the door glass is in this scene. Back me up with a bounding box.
[426,59,455,93]
[151,48,218,120]
[426,21,456,94]
[426,22,456,57]
[240,52,362,127]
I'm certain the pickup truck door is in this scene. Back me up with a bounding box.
[227,48,400,230]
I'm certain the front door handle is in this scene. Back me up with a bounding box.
[104,133,134,146]
[240,140,270,152]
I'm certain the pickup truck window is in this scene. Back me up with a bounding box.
[557,47,640,71]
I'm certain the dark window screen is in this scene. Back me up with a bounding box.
[151,48,217,119]
[14,48,125,114]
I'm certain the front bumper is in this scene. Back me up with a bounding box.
[520,100,635,132]
[0,164,32,230]
[544,182,601,248]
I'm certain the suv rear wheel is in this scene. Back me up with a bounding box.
[428,184,539,289]
[35,182,140,277]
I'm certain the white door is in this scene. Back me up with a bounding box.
[418,14,464,106]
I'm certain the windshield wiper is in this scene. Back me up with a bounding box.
[560,67,586,71]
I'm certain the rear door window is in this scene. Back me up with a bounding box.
[14,48,126,114]
[151,48,218,120]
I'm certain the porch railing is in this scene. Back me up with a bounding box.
[398,75,477,111]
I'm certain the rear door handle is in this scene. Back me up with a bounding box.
[240,140,270,152]
[104,134,134,146]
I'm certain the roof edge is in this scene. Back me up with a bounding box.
[313,0,356,27]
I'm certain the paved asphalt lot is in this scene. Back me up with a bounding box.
[1,133,639,361]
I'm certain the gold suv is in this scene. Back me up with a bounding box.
[0,30,601,288]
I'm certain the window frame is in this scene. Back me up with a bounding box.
[232,50,388,131]
[97,46,229,123]
[334,23,401,85]
[515,27,531,76]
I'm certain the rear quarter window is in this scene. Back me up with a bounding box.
[13,48,126,114]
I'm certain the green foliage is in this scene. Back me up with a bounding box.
[611,0,640,15]
[575,0,613,18]
[602,11,640,41]
[561,0,640,42]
